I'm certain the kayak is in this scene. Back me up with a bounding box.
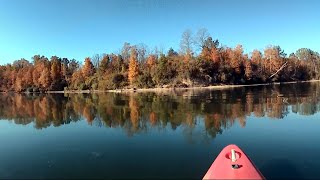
[203,144,265,179]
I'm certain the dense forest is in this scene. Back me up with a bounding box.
[1,28,320,92]
[0,83,319,138]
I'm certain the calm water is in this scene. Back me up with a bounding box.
[1,82,320,179]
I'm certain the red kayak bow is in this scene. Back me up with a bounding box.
[203,144,265,179]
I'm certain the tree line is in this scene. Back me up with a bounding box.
[1,28,320,92]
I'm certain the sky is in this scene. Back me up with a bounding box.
[0,0,319,65]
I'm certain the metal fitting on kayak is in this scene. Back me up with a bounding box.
[232,164,240,169]
[231,149,237,162]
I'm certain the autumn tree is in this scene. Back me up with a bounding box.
[146,54,156,70]
[289,52,312,80]
[71,70,85,90]
[264,46,287,81]
[230,45,244,75]
[39,66,52,91]
[82,57,97,90]
[24,67,34,88]
[128,48,139,86]
[50,56,62,90]
[12,59,31,70]
[108,54,125,73]
[15,66,34,92]
[32,55,49,90]
[251,50,263,81]
[2,64,15,91]
[285,53,299,80]
[82,57,95,77]
[200,36,219,62]
[99,54,110,74]
[10,59,33,91]
[61,58,69,79]
[14,70,24,92]
[244,56,253,81]
[0,66,5,91]
[218,47,232,83]
[296,48,319,78]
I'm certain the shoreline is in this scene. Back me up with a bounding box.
[45,79,320,94]
[1,79,319,94]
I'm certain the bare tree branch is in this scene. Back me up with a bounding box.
[269,61,288,79]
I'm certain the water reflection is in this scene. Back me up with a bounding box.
[0,82,319,138]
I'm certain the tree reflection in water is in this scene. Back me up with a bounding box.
[0,82,319,139]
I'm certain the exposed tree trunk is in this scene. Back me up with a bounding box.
[269,61,288,79]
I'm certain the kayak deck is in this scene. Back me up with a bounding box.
[203,144,265,179]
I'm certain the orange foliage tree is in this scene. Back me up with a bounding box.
[82,57,95,77]
[128,48,139,86]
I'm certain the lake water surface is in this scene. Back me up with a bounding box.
[1,82,320,179]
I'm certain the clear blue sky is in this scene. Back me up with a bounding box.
[0,0,319,65]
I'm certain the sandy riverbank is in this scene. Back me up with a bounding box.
[42,79,320,94]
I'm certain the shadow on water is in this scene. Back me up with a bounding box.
[260,158,303,179]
